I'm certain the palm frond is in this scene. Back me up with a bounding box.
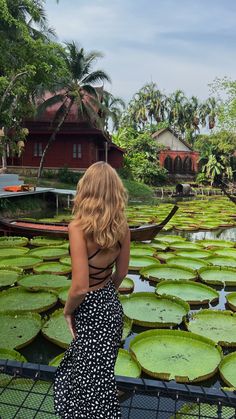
[37,93,65,117]
[81,70,111,85]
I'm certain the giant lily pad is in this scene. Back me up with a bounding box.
[42,308,72,348]
[140,264,197,282]
[118,277,134,293]
[58,287,69,304]
[0,312,41,349]
[197,239,235,249]
[122,316,132,342]
[120,292,189,327]
[0,247,29,258]
[155,252,176,262]
[167,256,209,271]
[205,256,236,268]
[0,255,43,269]
[187,310,236,346]
[0,287,58,313]
[0,269,21,289]
[29,246,68,260]
[59,256,71,266]
[0,236,28,247]
[169,242,202,251]
[219,352,236,387]
[114,349,141,378]
[199,266,236,286]
[156,280,219,305]
[214,248,236,258]
[33,262,71,275]
[0,348,27,362]
[175,249,213,259]
[156,235,186,243]
[49,352,64,367]
[30,236,66,247]
[175,403,235,419]
[129,256,159,270]
[18,273,70,291]
[130,247,155,257]
[129,329,222,382]
[226,292,236,311]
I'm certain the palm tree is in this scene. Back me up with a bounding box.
[36,42,111,180]
[99,91,125,132]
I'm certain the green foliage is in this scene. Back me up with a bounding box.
[210,77,236,132]
[113,127,167,186]
[57,167,83,185]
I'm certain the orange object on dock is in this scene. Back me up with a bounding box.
[3,184,36,192]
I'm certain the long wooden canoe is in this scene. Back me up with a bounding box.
[0,205,178,242]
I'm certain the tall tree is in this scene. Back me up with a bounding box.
[36,41,111,180]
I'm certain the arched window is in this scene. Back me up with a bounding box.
[183,156,192,173]
[164,155,173,172]
[173,156,183,173]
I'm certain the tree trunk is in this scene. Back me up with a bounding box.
[36,100,73,183]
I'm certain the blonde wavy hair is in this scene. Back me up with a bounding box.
[72,161,128,248]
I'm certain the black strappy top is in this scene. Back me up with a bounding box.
[69,241,121,288]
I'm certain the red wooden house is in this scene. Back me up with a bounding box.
[7,97,124,171]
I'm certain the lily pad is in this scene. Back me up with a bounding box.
[18,273,70,291]
[30,236,66,247]
[0,312,41,349]
[219,352,236,387]
[33,262,72,275]
[174,403,235,419]
[114,349,141,378]
[167,256,209,271]
[226,292,236,311]
[175,250,213,259]
[118,277,134,293]
[58,287,69,304]
[0,247,29,258]
[187,310,236,346]
[205,256,236,268]
[49,352,65,367]
[199,266,236,286]
[0,255,43,269]
[129,256,159,271]
[29,246,68,260]
[120,292,189,327]
[156,235,186,243]
[155,252,176,262]
[0,236,28,247]
[169,242,203,251]
[214,248,236,258]
[0,269,21,289]
[130,247,155,257]
[140,264,197,282]
[198,239,235,249]
[42,308,72,348]
[129,329,222,382]
[122,316,132,342]
[156,280,219,305]
[0,348,27,362]
[59,256,71,266]
[0,287,58,313]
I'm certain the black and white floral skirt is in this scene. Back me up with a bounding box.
[54,279,124,418]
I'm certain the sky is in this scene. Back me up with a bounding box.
[45,0,236,104]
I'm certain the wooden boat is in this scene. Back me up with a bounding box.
[0,205,178,241]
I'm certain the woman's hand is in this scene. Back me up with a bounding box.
[64,312,77,339]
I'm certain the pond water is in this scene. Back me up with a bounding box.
[17,224,236,390]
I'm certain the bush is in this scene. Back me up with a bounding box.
[58,167,83,184]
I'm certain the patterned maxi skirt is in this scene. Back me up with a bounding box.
[53,279,124,419]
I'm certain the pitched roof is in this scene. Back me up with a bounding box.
[152,127,193,151]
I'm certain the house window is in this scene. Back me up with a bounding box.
[73,144,82,159]
[33,142,43,157]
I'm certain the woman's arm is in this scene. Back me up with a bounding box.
[111,227,130,290]
[64,221,89,316]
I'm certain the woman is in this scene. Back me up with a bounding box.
[54,161,130,418]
